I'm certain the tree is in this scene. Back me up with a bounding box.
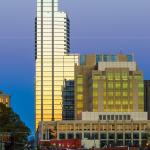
[0,103,30,150]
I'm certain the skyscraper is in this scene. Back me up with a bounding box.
[35,0,78,128]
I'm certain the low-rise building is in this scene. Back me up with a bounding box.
[37,119,150,148]
[0,91,10,107]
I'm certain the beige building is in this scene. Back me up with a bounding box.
[75,54,144,119]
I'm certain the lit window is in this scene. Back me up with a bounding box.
[108,92,113,96]
[115,83,121,89]
[93,90,98,97]
[115,72,120,80]
[138,92,144,97]
[107,72,113,80]
[77,102,83,109]
[138,82,144,89]
[115,92,121,97]
[123,82,128,89]
[93,82,98,88]
[77,94,83,100]
[135,75,142,81]
[122,72,128,80]
[123,92,128,97]
[77,86,83,93]
[93,75,100,80]
[77,77,83,84]
[108,82,113,89]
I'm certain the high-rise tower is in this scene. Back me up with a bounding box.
[35,0,78,128]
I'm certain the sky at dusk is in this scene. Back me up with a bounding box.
[0,0,150,133]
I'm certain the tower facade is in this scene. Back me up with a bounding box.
[75,54,144,119]
[35,0,78,128]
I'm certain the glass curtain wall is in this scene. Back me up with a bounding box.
[35,0,78,128]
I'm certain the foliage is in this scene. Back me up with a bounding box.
[0,103,30,150]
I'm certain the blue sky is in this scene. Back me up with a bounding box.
[0,0,150,132]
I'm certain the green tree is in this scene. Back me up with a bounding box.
[0,103,30,150]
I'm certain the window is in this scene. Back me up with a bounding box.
[84,133,90,139]
[59,133,66,139]
[108,100,113,105]
[141,133,148,139]
[77,86,83,93]
[138,92,144,97]
[108,82,113,89]
[111,115,114,120]
[77,78,83,84]
[115,72,120,80]
[107,72,113,80]
[80,55,86,65]
[103,115,106,120]
[77,102,83,108]
[91,133,98,139]
[115,92,121,97]
[135,75,142,81]
[107,115,110,120]
[119,115,122,120]
[127,55,133,62]
[133,133,139,139]
[93,82,98,88]
[103,55,109,62]
[115,115,118,120]
[111,55,117,62]
[77,94,83,100]
[138,82,144,88]
[123,92,128,97]
[93,75,100,80]
[117,133,123,139]
[99,115,102,120]
[109,133,115,139]
[123,82,128,89]
[125,133,131,139]
[115,83,121,89]
[93,90,98,96]
[100,133,107,139]
[123,115,126,120]
[76,133,82,139]
[122,72,128,80]
[96,55,102,63]
[108,92,113,97]
[68,133,74,139]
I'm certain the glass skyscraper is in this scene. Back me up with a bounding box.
[35,0,78,128]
